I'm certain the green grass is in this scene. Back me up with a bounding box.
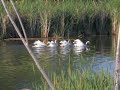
[32,69,114,90]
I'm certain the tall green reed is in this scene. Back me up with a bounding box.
[32,67,114,90]
[0,0,120,38]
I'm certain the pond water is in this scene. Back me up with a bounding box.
[0,36,115,90]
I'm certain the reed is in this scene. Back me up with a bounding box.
[32,68,114,90]
[0,0,120,39]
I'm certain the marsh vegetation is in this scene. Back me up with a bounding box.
[0,0,120,39]
[32,69,114,90]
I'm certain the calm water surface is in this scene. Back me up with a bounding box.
[0,36,115,90]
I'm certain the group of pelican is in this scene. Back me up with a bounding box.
[32,39,90,51]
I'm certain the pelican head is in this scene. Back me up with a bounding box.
[86,41,90,45]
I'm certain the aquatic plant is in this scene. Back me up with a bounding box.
[32,68,114,90]
[0,0,120,38]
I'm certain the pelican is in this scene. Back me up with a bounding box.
[47,40,58,47]
[32,40,46,47]
[60,40,71,47]
[73,39,90,53]
[73,39,90,47]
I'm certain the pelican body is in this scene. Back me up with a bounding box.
[32,40,46,47]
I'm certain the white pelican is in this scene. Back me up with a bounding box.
[73,39,90,51]
[60,40,71,47]
[73,39,90,54]
[47,40,58,47]
[32,40,46,47]
[73,39,90,47]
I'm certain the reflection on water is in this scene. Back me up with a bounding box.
[59,46,71,55]
[92,55,114,75]
[0,36,115,90]
[73,46,90,55]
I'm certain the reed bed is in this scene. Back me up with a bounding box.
[0,0,120,38]
[32,69,114,90]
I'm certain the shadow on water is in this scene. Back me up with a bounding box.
[0,36,115,90]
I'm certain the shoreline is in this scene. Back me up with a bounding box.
[3,35,112,41]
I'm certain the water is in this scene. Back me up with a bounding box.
[0,36,115,90]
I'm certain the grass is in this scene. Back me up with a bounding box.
[32,68,114,90]
[0,0,120,38]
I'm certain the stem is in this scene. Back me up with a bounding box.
[115,24,120,90]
